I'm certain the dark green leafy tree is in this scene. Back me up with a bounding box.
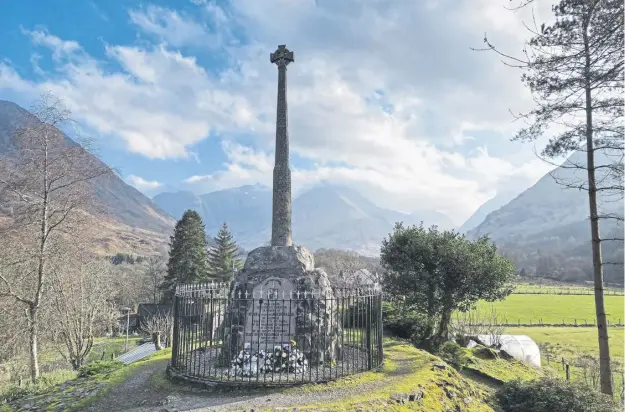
[160,210,210,302]
[207,222,243,282]
[474,0,623,395]
[381,223,516,348]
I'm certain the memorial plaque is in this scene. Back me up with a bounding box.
[244,277,296,351]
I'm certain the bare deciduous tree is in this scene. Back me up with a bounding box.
[0,93,112,381]
[146,255,166,304]
[49,258,115,370]
[140,312,173,348]
[450,306,506,348]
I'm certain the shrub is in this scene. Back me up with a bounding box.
[382,301,436,350]
[77,360,123,378]
[438,341,468,370]
[383,302,424,339]
[496,377,618,412]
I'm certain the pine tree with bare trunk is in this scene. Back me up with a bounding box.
[474,0,623,395]
[0,93,112,382]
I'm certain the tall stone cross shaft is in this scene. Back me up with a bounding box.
[270,45,294,247]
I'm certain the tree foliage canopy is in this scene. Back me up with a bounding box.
[381,223,516,344]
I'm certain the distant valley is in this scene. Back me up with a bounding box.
[1,99,621,284]
[153,183,455,256]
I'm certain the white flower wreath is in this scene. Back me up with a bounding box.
[229,346,309,377]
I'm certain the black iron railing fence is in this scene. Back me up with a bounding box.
[169,282,383,385]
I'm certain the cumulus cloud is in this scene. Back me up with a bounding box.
[126,174,162,191]
[0,0,559,224]
[128,5,209,47]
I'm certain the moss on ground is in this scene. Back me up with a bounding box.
[463,346,544,384]
[3,348,171,412]
[287,339,495,411]
[4,339,545,412]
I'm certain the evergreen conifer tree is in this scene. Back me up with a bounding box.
[160,210,210,302]
[207,222,243,282]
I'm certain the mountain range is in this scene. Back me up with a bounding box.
[466,150,623,283]
[153,182,455,256]
[0,99,622,283]
[0,100,175,255]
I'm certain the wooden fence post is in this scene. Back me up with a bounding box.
[565,364,570,381]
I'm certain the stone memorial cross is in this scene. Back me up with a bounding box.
[270,45,294,247]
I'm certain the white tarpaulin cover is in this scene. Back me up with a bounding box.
[476,334,541,367]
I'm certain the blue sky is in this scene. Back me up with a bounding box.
[0,0,557,225]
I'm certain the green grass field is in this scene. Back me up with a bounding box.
[503,327,625,400]
[472,294,624,325]
[503,327,624,361]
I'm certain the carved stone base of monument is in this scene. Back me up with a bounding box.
[220,245,342,366]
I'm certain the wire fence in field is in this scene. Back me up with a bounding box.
[512,285,624,296]
[455,317,623,328]
[543,353,624,405]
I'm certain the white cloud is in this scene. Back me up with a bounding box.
[0,0,561,224]
[126,174,162,190]
[128,5,208,47]
[183,175,210,184]
[21,28,83,62]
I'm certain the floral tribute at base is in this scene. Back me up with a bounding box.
[229,345,309,377]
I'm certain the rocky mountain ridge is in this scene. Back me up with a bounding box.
[467,150,623,283]
[153,183,455,256]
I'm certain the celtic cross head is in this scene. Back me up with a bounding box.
[270,45,294,67]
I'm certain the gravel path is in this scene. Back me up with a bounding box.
[82,353,414,412]
[84,359,172,412]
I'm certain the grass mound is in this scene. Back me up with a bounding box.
[291,339,495,411]
[464,346,544,385]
